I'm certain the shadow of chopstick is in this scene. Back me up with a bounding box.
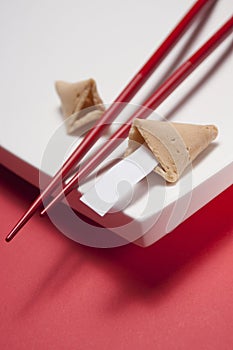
[136,0,219,105]
[165,39,233,119]
[19,184,233,316]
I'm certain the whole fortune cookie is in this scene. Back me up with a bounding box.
[55,79,105,134]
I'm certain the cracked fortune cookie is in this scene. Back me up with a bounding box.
[125,119,218,183]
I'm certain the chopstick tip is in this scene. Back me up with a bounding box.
[5,234,13,243]
[40,208,46,216]
[5,226,20,243]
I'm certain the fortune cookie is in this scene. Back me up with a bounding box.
[55,79,105,134]
[125,119,218,182]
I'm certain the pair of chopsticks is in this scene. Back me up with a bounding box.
[6,0,233,242]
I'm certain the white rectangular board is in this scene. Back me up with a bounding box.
[1,0,233,247]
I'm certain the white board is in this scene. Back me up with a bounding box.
[1,0,232,247]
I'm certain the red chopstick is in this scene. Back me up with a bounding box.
[40,16,233,215]
[5,0,213,242]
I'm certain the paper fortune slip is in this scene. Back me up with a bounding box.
[80,144,158,216]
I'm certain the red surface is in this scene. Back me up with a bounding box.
[0,165,233,350]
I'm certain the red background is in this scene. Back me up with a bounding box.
[0,165,233,350]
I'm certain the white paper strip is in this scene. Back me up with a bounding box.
[80,145,158,216]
